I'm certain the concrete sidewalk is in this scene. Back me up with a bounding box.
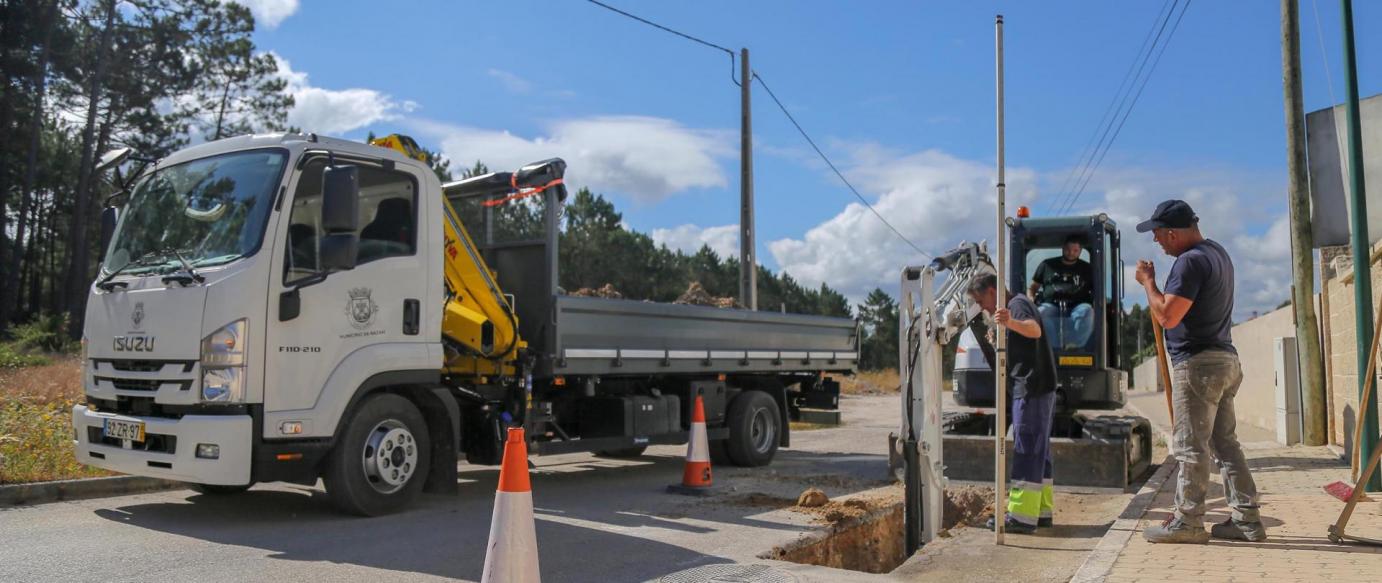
[1089,388,1382,582]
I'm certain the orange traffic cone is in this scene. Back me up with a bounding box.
[667,395,716,496]
[481,427,540,583]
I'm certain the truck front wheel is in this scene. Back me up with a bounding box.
[323,393,431,516]
[725,391,779,467]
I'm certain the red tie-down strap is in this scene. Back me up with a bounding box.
[482,175,565,207]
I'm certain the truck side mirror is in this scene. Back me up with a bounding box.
[98,206,119,263]
[319,163,359,272]
[321,164,359,233]
[319,233,358,271]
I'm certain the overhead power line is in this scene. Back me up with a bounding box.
[585,0,739,84]
[1047,0,1177,214]
[584,0,930,258]
[1060,0,1193,214]
[753,71,931,258]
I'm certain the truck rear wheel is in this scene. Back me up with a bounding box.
[725,391,779,467]
[323,393,431,516]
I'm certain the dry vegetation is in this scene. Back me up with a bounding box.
[837,369,901,395]
[0,355,109,484]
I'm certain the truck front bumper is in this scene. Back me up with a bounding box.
[71,405,252,486]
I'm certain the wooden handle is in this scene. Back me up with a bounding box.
[1152,320,1174,425]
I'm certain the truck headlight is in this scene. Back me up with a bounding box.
[201,319,247,367]
[202,367,245,403]
[201,320,247,403]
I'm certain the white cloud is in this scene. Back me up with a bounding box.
[230,0,299,28]
[652,224,739,258]
[769,143,1290,319]
[487,69,532,94]
[769,144,1038,305]
[410,116,733,201]
[273,54,408,135]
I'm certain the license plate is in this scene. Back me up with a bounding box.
[103,418,145,443]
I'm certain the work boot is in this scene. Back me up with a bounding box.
[1143,517,1208,544]
[1210,518,1267,542]
[1038,516,1053,528]
[986,514,1037,534]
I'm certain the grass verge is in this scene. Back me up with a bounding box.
[0,355,112,485]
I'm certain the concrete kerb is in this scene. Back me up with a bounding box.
[0,476,183,508]
[1068,454,1177,583]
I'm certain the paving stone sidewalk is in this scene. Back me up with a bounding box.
[1099,390,1382,582]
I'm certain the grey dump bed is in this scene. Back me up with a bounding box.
[549,296,858,376]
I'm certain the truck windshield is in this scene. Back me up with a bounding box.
[103,149,287,276]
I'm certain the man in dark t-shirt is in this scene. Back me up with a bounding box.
[1135,199,1264,545]
[1029,234,1096,349]
[969,273,1058,533]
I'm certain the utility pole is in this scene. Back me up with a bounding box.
[739,48,757,311]
[1282,0,1328,446]
[993,14,1009,545]
[1340,0,1379,490]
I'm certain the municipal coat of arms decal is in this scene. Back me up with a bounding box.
[345,287,379,330]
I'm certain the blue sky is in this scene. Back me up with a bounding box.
[240,0,1380,317]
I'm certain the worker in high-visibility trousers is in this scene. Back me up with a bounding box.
[968,273,1059,533]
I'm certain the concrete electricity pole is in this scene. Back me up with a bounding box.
[739,48,757,311]
[1281,0,1328,445]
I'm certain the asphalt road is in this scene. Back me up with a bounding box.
[1,396,901,583]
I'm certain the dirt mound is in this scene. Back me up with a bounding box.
[942,485,995,530]
[570,283,623,299]
[674,282,742,308]
[792,496,881,524]
[797,488,829,508]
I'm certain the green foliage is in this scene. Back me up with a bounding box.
[0,344,50,369]
[8,313,74,354]
[1120,303,1155,372]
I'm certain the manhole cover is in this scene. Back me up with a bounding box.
[659,563,800,583]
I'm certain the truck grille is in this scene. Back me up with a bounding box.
[91,359,197,394]
[86,426,177,454]
[98,359,194,373]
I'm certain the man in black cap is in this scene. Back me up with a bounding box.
[1134,199,1266,544]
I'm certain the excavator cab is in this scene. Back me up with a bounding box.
[952,213,1127,413]
[1009,213,1126,412]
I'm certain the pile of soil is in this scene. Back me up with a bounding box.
[674,282,741,308]
[570,283,623,299]
[942,485,995,530]
[797,488,829,508]
[793,496,881,525]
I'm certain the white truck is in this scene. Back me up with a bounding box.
[72,133,856,515]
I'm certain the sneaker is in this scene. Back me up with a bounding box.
[1143,517,1208,544]
[1038,516,1053,528]
[986,514,1037,534]
[1210,518,1267,542]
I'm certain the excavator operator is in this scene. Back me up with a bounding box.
[1029,234,1095,350]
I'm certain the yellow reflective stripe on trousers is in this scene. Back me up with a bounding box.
[1007,486,1041,525]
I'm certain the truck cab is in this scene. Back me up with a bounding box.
[73,134,447,509]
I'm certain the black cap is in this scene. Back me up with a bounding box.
[1136,199,1198,233]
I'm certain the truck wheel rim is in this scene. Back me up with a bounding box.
[750,407,775,454]
[362,420,417,494]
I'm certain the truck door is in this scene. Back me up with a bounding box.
[263,156,433,438]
